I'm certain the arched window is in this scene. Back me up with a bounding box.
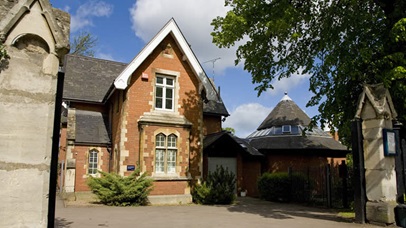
[155,133,177,174]
[88,149,98,175]
[167,134,177,173]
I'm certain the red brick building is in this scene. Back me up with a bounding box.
[59,19,349,204]
[203,93,349,198]
[59,19,228,204]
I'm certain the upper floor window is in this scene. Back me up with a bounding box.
[155,133,177,174]
[155,74,174,111]
[88,149,98,175]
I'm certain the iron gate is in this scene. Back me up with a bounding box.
[288,163,349,208]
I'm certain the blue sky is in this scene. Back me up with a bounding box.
[50,0,319,137]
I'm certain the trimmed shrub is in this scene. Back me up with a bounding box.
[258,172,311,203]
[258,172,291,202]
[192,165,236,204]
[87,168,153,206]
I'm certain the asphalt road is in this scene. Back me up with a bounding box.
[55,197,387,228]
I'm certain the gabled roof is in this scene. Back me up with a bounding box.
[0,0,69,56]
[247,93,348,155]
[204,131,263,157]
[257,93,311,130]
[75,110,110,145]
[63,54,127,103]
[113,18,227,116]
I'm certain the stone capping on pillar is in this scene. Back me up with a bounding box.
[0,0,70,57]
[355,83,397,120]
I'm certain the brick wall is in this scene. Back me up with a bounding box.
[101,34,208,196]
[151,180,189,195]
[203,115,222,135]
[71,145,110,192]
[266,154,329,173]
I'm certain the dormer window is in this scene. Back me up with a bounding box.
[282,125,291,133]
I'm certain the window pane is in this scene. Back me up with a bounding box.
[155,149,165,173]
[155,75,175,111]
[291,126,299,134]
[282,125,291,133]
[165,88,173,110]
[274,126,282,134]
[155,87,163,109]
[165,98,172,110]
[166,88,173,99]
[88,150,98,174]
[168,135,177,148]
[166,78,173,86]
[167,149,176,173]
[156,134,166,147]
[155,98,162,109]
[156,87,163,98]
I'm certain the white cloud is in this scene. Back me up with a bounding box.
[266,72,311,96]
[71,1,113,32]
[95,52,115,62]
[63,6,70,13]
[129,0,241,74]
[223,103,272,138]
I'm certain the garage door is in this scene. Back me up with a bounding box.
[207,157,237,192]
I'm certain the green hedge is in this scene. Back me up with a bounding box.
[87,168,153,206]
[192,165,236,205]
[258,172,311,203]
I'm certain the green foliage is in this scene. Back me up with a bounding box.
[192,182,211,204]
[0,43,9,62]
[192,165,236,205]
[257,172,310,203]
[87,168,153,206]
[212,0,406,146]
[70,31,97,57]
[258,172,291,202]
[222,127,236,135]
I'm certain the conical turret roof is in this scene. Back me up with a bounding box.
[257,93,311,130]
[246,93,348,155]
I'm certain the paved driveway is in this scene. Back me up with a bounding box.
[55,197,383,228]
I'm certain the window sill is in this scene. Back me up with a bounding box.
[152,175,191,181]
[138,112,192,127]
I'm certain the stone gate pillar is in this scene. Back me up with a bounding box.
[0,1,69,227]
[355,84,398,225]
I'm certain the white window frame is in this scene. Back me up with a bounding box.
[282,125,291,133]
[155,133,177,174]
[155,74,175,111]
[88,149,98,175]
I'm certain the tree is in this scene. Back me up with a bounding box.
[70,31,97,57]
[212,0,406,145]
[223,127,235,134]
